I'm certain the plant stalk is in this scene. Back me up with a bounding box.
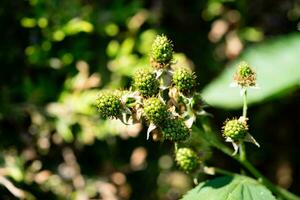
[239,142,246,161]
[194,124,300,200]
[211,167,238,177]
[240,88,247,163]
[242,89,248,118]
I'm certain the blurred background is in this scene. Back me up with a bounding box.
[0,0,300,199]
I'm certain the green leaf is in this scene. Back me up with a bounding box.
[202,33,300,108]
[181,175,276,200]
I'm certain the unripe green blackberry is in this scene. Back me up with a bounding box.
[233,61,256,87]
[150,35,173,69]
[223,119,248,141]
[96,91,122,118]
[133,69,159,97]
[175,148,199,173]
[143,97,168,124]
[172,68,196,92]
[162,118,190,141]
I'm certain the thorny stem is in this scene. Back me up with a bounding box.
[195,124,300,200]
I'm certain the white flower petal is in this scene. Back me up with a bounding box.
[193,178,198,185]
[203,166,216,175]
[225,137,239,155]
[225,137,233,142]
[119,113,133,125]
[185,115,196,128]
[155,69,164,79]
[147,123,157,140]
[159,86,169,90]
[232,142,239,155]
[244,133,260,147]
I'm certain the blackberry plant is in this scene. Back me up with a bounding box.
[96,34,300,200]
[175,147,200,173]
[96,90,122,118]
[162,118,190,141]
[172,68,196,93]
[133,69,159,97]
[233,61,257,87]
[223,118,248,141]
[150,34,173,69]
[143,97,168,125]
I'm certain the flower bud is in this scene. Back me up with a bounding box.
[175,148,199,173]
[133,69,159,97]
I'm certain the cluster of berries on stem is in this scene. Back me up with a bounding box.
[223,61,259,154]
[96,34,259,174]
[96,34,204,173]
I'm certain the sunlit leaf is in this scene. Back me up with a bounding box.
[202,33,300,108]
[181,175,276,200]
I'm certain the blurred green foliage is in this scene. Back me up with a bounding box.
[0,0,300,199]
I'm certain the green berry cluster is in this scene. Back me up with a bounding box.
[143,97,168,124]
[162,118,190,141]
[95,34,262,180]
[172,68,196,92]
[223,119,248,141]
[233,61,256,87]
[150,35,173,69]
[96,91,122,118]
[133,69,159,97]
[95,34,208,175]
[175,148,199,173]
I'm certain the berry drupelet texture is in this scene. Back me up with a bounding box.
[233,61,256,87]
[223,119,248,141]
[143,97,168,125]
[150,35,173,69]
[96,91,122,118]
[175,148,199,173]
[162,118,190,141]
[172,68,196,92]
[133,69,159,97]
